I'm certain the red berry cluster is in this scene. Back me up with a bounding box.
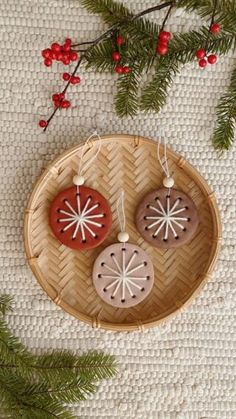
[62,73,81,84]
[156,31,171,56]
[196,49,217,68]
[196,23,221,68]
[52,93,70,108]
[39,93,71,128]
[42,38,78,67]
[112,35,131,74]
[39,38,82,128]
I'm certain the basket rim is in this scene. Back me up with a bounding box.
[24,134,222,331]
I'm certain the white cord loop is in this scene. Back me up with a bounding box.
[73,131,102,186]
[157,137,170,178]
[117,190,126,232]
[116,190,129,243]
[157,134,174,188]
[78,131,102,176]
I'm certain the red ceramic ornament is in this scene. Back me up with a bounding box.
[49,185,112,250]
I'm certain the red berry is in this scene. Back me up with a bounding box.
[70,76,81,84]
[63,43,71,52]
[116,35,125,46]
[210,23,221,33]
[51,51,57,60]
[122,66,131,74]
[55,51,63,61]
[112,51,121,61]
[196,48,206,59]
[65,38,72,46]
[54,100,61,108]
[42,49,52,59]
[61,100,71,108]
[70,51,78,61]
[156,42,168,55]
[115,65,123,74]
[63,72,71,81]
[51,43,61,52]
[39,120,47,128]
[58,93,65,100]
[44,58,52,66]
[199,58,207,68]
[62,56,70,65]
[62,51,70,58]
[159,31,171,42]
[52,93,60,102]
[208,54,217,64]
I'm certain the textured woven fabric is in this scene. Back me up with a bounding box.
[0,0,235,418]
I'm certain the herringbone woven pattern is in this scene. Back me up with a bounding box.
[24,135,221,331]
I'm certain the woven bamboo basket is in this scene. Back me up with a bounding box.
[24,134,221,331]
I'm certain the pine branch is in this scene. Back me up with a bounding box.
[0,295,117,418]
[41,0,236,148]
[169,27,235,62]
[85,38,115,72]
[79,0,133,25]
[33,350,117,384]
[68,351,117,380]
[0,317,34,373]
[115,63,142,117]
[24,377,97,404]
[0,295,13,316]
[139,26,235,114]
[177,0,236,33]
[80,0,174,26]
[86,12,235,118]
[140,57,179,112]
[213,66,236,150]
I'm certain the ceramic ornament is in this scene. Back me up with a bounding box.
[49,132,112,250]
[93,191,154,308]
[135,140,199,249]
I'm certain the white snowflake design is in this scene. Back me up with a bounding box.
[58,187,105,241]
[145,196,190,241]
[100,248,150,302]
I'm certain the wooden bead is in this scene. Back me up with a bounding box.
[163,176,174,188]
[117,231,129,243]
[73,175,85,186]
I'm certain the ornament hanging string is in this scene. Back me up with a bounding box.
[157,136,170,178]
[157,132,175,188]
[78,131,102,176]
[117,190,126,233]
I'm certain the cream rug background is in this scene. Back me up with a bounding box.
[0,0,235,418]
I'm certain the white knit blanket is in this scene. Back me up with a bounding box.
[1,1,235,418]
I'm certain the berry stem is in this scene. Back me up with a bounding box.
[205,0,218,49]
[210,0,218,28]
[72,1,174,48]
[132,1,174,20]
[43,56,84,131]
[160,3,174,31]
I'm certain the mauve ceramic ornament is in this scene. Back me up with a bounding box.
[135,187,199,249]
[135,139,199,249]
